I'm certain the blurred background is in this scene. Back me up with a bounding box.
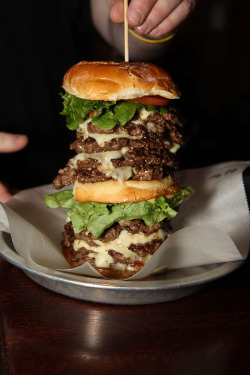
[163,0,250,170]
[1,0,249,190]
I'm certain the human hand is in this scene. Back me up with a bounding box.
[0,132,28,202]
[109,0,196,38]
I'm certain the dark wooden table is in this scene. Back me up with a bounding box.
[1,254,250,375]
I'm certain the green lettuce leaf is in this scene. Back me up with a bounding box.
[166,186,195,207]
[60,93,116,130]
[92,101,140,129]
[45,187,195,238]
[60,93,175,131]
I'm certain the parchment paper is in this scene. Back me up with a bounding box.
[0,161,249,280]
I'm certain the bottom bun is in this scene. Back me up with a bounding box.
[73,176,180,203]
[94,268,137,279]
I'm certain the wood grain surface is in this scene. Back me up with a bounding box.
[1,255,250,375]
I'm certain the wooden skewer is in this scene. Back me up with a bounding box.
[124,0,129,62]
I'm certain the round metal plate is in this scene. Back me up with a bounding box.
[0,231,244,305]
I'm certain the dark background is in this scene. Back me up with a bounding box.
[1,0,249,190]
[165,0,250,170]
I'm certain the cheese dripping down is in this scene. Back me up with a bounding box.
[73,228,168,270]
[77,107,154,145]
[68,148,133,182]
[70,106,180,183]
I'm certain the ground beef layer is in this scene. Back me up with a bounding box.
[62,219,172,269]
[53,109,183,189]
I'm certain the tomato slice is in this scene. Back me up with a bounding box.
[133,260,145,268]
[127,96,170,106]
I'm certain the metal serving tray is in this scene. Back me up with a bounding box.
[0,231,244,305]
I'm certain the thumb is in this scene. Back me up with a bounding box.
[0,132,28,153]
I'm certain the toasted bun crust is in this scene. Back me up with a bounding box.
[95,268,136,279]
[62,61,180,101]
[73,177,181,203]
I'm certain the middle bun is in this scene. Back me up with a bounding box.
[73,176,180,203]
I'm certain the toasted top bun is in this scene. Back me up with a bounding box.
[62,61,180,101]
[73,176,181,203]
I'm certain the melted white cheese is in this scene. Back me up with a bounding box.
[77,119,91,138]
[77,108,155,145]
[73,229,166,268]
[169,142,180,154]
[74,108,178,184]
[69,148,132,182]
[69,150,125,170]
[131,119,144,125]
[103,166,133,182]
[138,107,154,120]
[164,140,180,154]
[77,118,143,147]
[146,122,158,132]
[90,132,142,147]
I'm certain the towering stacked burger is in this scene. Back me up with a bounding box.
[45,61,194,279]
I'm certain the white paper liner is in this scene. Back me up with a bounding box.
[0,161,249,280]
